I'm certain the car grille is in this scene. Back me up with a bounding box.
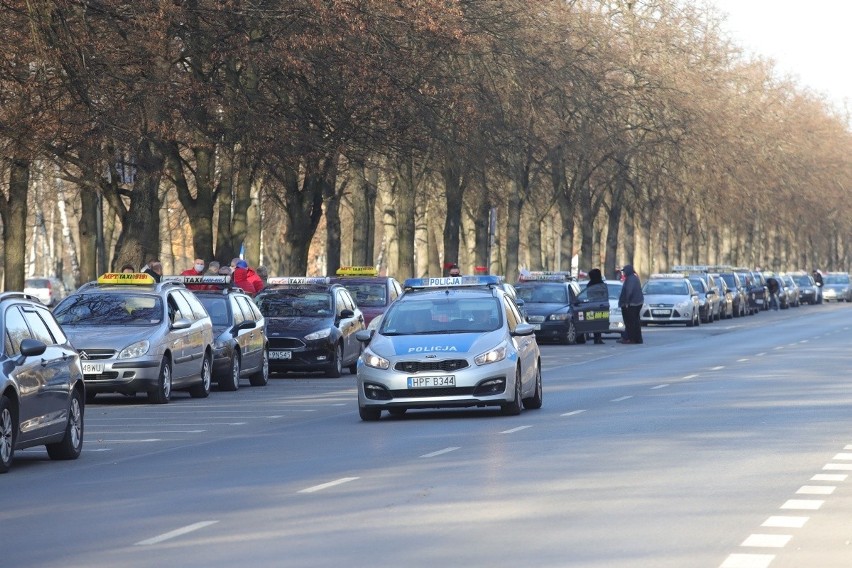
[394,359,469,373]
[527,315,546,323]
[85,372,120,381]
[268,338,304,349]
[389,387,476,398]
[78,348,116,360]
[648,303,674,308]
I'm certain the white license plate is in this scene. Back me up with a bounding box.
[269,350,292,360]
[652,309,670,315]
[755,299,764,304]
[532,324,541,330]
[407,375,456,388]
[82,362,104,374]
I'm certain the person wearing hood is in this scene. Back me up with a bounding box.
[233,260,264,296]
[585,268,608,344]
[617,264,644,344]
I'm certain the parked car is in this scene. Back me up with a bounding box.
[1,292,85,473]
[714,276,734,319]
[735,271,760,315]
[640,274,701,326]
[712,272,747,317]
[790,272,821,304]
[329,267,403,327]
[822,272,852,302]
[23,277,68,307]
[52,273,215,404]
[780,274,801,307]
[687,273,721,323]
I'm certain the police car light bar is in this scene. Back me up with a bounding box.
[162,275,232,285]
[403,276,501,289]
[266,277,331,286]
[97,273,156,285]
[518,271,572,282]
[336,266,379,277]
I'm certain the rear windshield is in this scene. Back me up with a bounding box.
[340,283,387,307]
[514,284,568,304]
[25,278,50,288]
[197,296,230,326]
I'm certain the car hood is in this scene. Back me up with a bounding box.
[265,316,332,337]
[63,325,159,351]
[371,330,504,358]
[523,302,569,316]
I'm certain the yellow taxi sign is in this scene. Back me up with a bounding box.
[97,273,156,285]
[336,266,378,277]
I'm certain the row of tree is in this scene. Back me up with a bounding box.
[2,0,850,290]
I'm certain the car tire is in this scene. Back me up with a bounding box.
[148,357,172,404]
[189,354,212,398]
[359,405,381,421]
[325,344,343,378]
[46,388,84,461]
[561,321,577,345]
[0,395,16,474]
[249,348,269,387]
[220,353,240,392]
[501,368,523,416]
[522,365,543,410]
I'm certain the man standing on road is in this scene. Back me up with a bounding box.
[618,264,644,344]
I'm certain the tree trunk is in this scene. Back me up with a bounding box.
[442,154,465,273]
[167,142,215,263]
[350,158,377,266]
[325,167,343,276]
[395,156,416,279]
[1,158,30,292]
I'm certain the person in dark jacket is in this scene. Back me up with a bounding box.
[585,268,608,344]
[143,261,162,283]
[617,264,644,344]
[766,276,780,310]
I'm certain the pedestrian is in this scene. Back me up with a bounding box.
[143,261,162,283]
[207,260,221,275]
[181,258,207,290]
[585,268,608,344]
[232,260,264,296]
[812,268,824,304]
[120,263,135,274]
[449,264,461,277]
[766,276,780,310]
[617,264,644,344]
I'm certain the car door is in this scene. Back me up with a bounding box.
[166,291,197,380]
[571,281,610,335]
[503,295,536,388]
[235,296,264,371]
[335,289,362,362]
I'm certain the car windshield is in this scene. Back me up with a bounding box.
[825,274,850,285]
[25,278,50,288]
[688,278,706,292]
[607,282,622,300]
[720,274,736,288]
[514,284,567,304]
[340,283,387,307]
[793,275,812,286]
[379,297,501,335]
[644,281,688,295]
[53,293,163,326]
[197,296,230,326]
[255,290,333,318]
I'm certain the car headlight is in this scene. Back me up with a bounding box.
[118,340,150,359]
[305,328,332,341]
[675,301,691,311]
[475,342,507,365]
[548,312,570,321]
[363,348,389,370]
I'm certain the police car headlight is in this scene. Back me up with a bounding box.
[305,328,332,341]
[475,342,507,366]
[118,340,149,359]
[363,349,389,370]
[548,312,570,321]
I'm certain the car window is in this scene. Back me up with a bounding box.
[235,296,257,323]
[197,296,230,326]
[256,290,332,318]
[380,297,501,335]
[515,284,567,303]
[4,306,31,356]
[503,295,521,331]
[342,283,388,307]
[230,296,247,324]
[168,291,194,322]
[180,290,210,321]
[21,306,59,345]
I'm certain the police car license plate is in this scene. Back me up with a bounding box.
[652,309,670,316]
[269,350,292,360]
[408,375,455,388]
[82,362,104,374]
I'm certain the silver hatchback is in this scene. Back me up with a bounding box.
[53,273,214,404]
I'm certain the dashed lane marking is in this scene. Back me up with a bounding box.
[420,447,460,458]
[796,485,835,495]
[823,463,852,471]
[812,473,847,481]
[683,374,698,380]
[720,553,774,568]
[740,534,792,548]
[611,396,633,402]
[135,521,219,546]
[780,499,823,510]
[298,477,359,494]
[561,410,587,417]
[501,425,532,434]
[711,366,725,371]
[650,384,669,389]
[762,516,808,528]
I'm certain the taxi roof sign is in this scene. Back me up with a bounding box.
[671,265,732,273]
[336,266,378,277]
[162,275,232,285]
[650,273,687,279]
[266,276,331,286]
[518,271,572,282]
[404,276,501,289]
[97,273,156,285]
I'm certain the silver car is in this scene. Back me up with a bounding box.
[821,272,852,302]
[53,273,214,404]
[640,274,701,326]
[355,276,541,421]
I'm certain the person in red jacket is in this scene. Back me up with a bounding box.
[180,258,209,290]
[232,260,264,295]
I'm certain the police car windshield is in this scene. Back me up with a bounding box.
[197,296,230,326]
[340,283,387,307]
[379,298,501,335]
[514,284,567,304]
[54,293,163,326]
[255,290,332,318]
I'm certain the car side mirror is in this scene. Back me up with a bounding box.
[233,320,256,334]
[19,338,47,360]
[356,329,374,343]
[340,309,355,319]
[171,318,192,330]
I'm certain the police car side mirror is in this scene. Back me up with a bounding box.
[356,329,373,343]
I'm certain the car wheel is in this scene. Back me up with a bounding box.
[325,344,343,378]
[190,354,212,398]
[249,348,269,387]
[687,310,696,327]
[0,395,15,474]
[501,368,523,416]
[46,388,84,461]
[388,408,407,417]
[148,357,172,404]
[220,353,240,392]
[359,405,381,421]
[562,321,577,345]
[522,364,543,410]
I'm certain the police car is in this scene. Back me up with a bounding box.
[513,271,610,344]
[254,277,365,377]
[329,266,403,327]
[640,273,700,326]
[355,276,541,421]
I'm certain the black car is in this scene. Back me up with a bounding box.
[712,272,747,317]
[190,280,269,391]
[1,292,85,473]
[255,278,365,377]
[514,271,609,344]
[790,272,821,304]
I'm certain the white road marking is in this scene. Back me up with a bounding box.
[94,439,161,443]
[797,485,835,495]
[611,396,633,402]
[812,473,847,481]
[720,553,775,568]
[773,346,784,350]
[741,534,792,547]
[683,374,698,380]
[780,499,823,510]
[823,463,852,471]
[135,520,219,546]
[298,477,359,494]
[87,430,206,434]
[737,358,749,362]
[832,453,852,460]
[501,425,532,434]
[799,340,808,344]
[755,352,766,357]
[650,384,669,389]
[710,366,725,371]
[844,444,852,450]
[561,410,587,417]
[420,447,460,458]
[84,448,113,452]
[762,516,808,528]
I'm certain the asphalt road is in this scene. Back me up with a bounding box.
[5,303,852,568]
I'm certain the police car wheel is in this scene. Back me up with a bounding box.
[359,405,381,421]
[501,369,522,416]
[522,366,543,410]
